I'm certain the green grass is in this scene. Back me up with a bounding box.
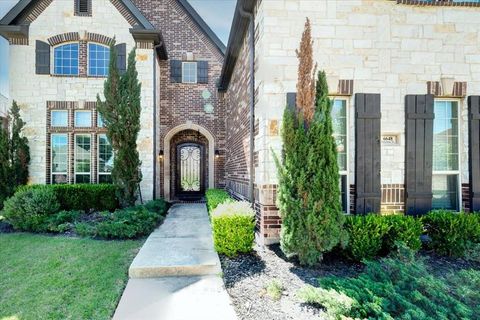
[0,233,141,320]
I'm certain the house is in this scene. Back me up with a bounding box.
[2,0,480,245]
[0,93,7,129]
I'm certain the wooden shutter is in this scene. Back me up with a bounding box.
[115,43,126,75]
[468,96,480,211]
[405,94,434,215]
[286,92,296,110]
[170,60,182,83]
[197,61,208,84]
[35,40,50,75]
[355,93,381,214]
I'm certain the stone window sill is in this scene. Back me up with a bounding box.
[395,0,480,7]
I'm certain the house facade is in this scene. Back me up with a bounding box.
[2,0,480,244]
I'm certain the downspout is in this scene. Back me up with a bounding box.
[239,5,255,205]
[152,43,162,200]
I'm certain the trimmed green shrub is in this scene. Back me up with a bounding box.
[343,214,390,262]
[45,210,81,232]
[2,187,60,232]
[422,210,480,256]
[143,199,168,215]
[205,189,232,213]
[383,214,423,252]
[211,201,256,257]
[20,184,119,212]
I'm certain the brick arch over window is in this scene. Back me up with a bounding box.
[86,33,115,46]
[47,32,80,46]
[163,123,215,200]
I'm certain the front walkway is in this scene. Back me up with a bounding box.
[113,203,237,320]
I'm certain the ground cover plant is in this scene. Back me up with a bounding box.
[0,233,140,320]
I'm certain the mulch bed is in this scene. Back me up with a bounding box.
[220,245,479,320]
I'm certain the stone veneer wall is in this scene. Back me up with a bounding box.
[8,0,155,199]
[236,0,480,243]
[132,0,226,199]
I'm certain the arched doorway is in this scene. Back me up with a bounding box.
[163,123,215,201]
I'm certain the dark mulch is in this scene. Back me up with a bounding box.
[0,220,14,233]
[220,245,479,320]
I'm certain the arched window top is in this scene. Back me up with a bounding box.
[88,43,110,77]
[54,43,79,76]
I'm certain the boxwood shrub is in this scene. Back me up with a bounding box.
[206,189,232,213]
[211,201,256,257]
[422,210,480,257]
[20,184,119,212]
[2,187,60,232]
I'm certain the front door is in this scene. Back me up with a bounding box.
[176,143,205,199]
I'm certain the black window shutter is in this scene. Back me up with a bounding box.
[286,92,297,110]
[35,40,50,75]
[115,43,126,75]
[468,96,480,211]
[197,61,208,84]
[170,60,182,83]
[405,94,435,215]
[355,93,382,214]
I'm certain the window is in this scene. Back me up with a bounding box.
[51,134,68,184]
[182,62,197,83]
[331,98,349,212]
[51,110,68,127]
[75,110,91,127]
[75,134,91,183]
[88,43,110,76]
[97,113,104,127]
[432,100,460,210]
[98,134,113,183]
[54,43,79,75]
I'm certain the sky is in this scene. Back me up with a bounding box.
[0,0,236,97]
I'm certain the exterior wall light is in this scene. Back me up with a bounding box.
[215,149,220,158]
[158,150,164,160]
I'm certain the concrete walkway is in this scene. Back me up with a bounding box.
[113,203,237,320]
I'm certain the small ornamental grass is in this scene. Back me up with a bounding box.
[211,201,255,257]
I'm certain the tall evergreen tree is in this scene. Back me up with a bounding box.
[276,20,346,266]
[97,42,142,207]
[0,122,11,207]
[9,101,30,186]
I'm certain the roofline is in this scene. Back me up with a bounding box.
[0,0,33,25]
[218,0,255,91]
[130,28,168,60]
[176,0,226,55]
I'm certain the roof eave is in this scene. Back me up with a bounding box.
[129,28,168,60]
[0,25,29,39]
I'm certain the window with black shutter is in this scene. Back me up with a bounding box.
[197,61,208,84]
[170,60,182,83]
[35,40,50,75]
[115,43,127,75]
[468,96,480,211]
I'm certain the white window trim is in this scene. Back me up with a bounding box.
[432,98,462,211]
[74,133,92,183]
[87,42,110,77]
[182,61,197,84]
[51,133,68,183]
[51,42,80,76]
[74,110,92,128]
[50,110,68,127]
[331,96,350,213]
[97,134,113,182]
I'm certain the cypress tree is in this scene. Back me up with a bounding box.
[0,122,11,207]
[9,101,30,187]
[97,43,142,207]
[276,20,346,266]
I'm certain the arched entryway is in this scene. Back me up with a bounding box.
[163,123,215,201]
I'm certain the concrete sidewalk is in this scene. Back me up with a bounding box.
[113,203,237,320]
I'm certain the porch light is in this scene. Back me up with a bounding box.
[158,150,164,160]
[215,150,220,158]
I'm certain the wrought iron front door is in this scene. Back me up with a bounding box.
[176,143,204,197]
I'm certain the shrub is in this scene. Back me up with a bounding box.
[320,251,476,319]
[422,210,480,256]
[383,214,423,252]
[143,199,168,215]
[20,184,119,212]
[74,222,96,238]
[2,187,60,232]
[45,210,81,232]
[297,285,354,318]
[211,201,256,257]
[205,189,232,213]
[343,214,390,262]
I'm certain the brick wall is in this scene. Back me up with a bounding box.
[133,0,225,198]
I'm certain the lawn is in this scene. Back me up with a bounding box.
[0,233,141,320]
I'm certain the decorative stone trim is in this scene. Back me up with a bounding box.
[339,80,354,96]
[9,38,29,46]
[427,80,467,97]
[427,81,441,96]
[137,41,154,49]
[74,0,92,17]
[46,101,107,184]
[396,0,480,7]
[48,32,80,46]
[453,82,467,98]
[86,33,115,46]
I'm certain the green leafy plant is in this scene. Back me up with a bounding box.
[2,187,60,232]
[20,184,119,212]
[143,199,168,215]
[211,201,255,257]
[97,42,142,207]
[422,210,480,256]
[297,285,354,319]
[265,279,284,301]
[45,210,81,232]
[383,214,423,252]
[205,189,232,213]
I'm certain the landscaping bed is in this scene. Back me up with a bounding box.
[0,233,141,320]
[220,245,480,320]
